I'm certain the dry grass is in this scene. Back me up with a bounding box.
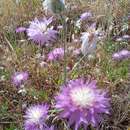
[1,0,130,30]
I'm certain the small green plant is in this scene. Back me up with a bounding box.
[5,124,19,130]
[0,101,8,116]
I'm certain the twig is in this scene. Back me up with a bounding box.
[70,54,88,74]
[0,121,18,124]
[4,35,18,59]
[4,35,15,52]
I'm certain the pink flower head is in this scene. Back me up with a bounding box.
[12,71,28,87]
[112,49,130,60]
[112,53,121,60]
[113,35,130,42]
[122,35,130,41]
[24,104,49,130]
[80,11,92,21]
[55,78,110,130]
[27,17,58,46]
[116,37,123,42]
[45,126,54,130]
[16,27,26,33]
[48,48,64,61]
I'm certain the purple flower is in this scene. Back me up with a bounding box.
[112,53,121,60]
[24,104,49,130]
[45,126,54,130]
[80,11,92,21]
[122,35,130,41]
[116,37,123,42]
[48,48,64,61]
[113,35,130,42]
[55,78,110,130]
[112,49,130,60]
[128,14,130,19]
[27,17,58,46]
[16,27,26,33]
[12,71,28,86]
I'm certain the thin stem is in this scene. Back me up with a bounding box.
[4,35,15,52]
[63,32,67,83]
[60,15,67,83]
[70,54,88,75]
[4,34,18,60]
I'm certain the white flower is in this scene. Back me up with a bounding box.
[81,32,97,55]
[24,104,48,123]
[81,31,98,55]
[75,19,81,29]
[24,104,49,130]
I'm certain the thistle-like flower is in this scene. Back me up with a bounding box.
[48,47,64,61]
[55,78,110,130]
[81,25,98,55]
[27,17,58,46]
[12,71,28,87]
[80,11,92,21]
[112,49,130,60]
[43,0,65,14]
[24,104,49,130]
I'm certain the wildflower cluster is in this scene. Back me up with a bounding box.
[112,49,130,60]
[10,0,130,130]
